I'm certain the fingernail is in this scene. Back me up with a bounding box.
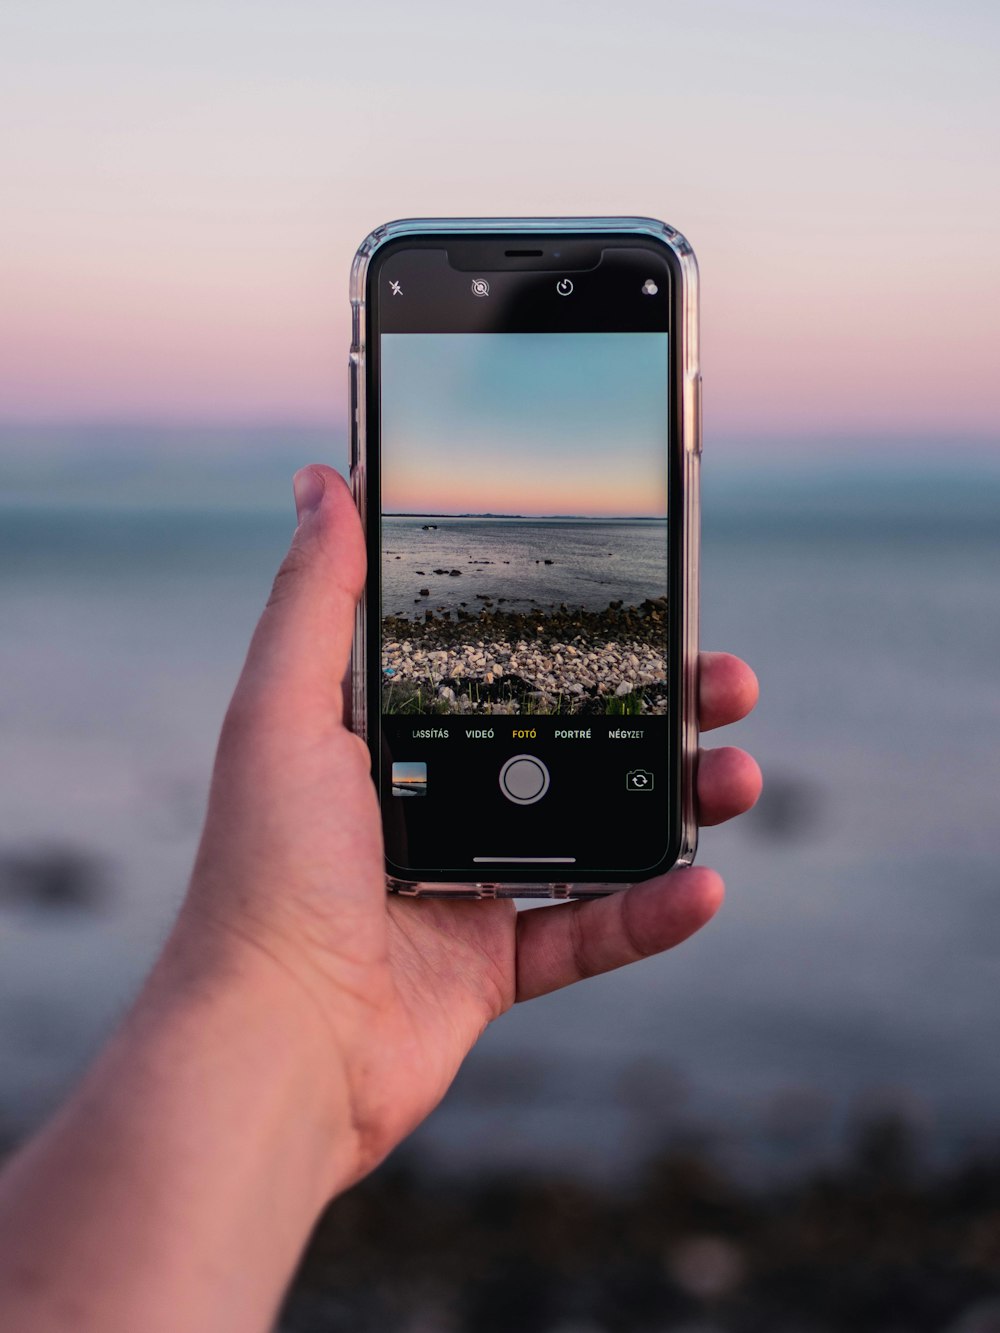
[293,467,325,521]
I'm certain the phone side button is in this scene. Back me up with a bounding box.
[348,355,359,468]
[686,374,702,455]
[349,461,365,514]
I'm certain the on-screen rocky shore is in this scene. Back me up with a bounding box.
[381,599,669,715]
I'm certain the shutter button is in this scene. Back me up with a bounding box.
[499,755,550,805]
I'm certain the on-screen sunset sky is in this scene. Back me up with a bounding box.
[381,334,668,516]
[2,0,997,455]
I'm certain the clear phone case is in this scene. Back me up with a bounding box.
[349,217,701,897]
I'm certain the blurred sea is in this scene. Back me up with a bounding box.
[2,427,999,1182]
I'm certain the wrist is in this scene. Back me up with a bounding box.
[136,901,364,1204]
[0,902,363,1333]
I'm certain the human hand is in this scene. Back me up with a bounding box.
[181,465,761,1193]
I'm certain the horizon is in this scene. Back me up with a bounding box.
[2,419,998,459]
[3,423,1000,518]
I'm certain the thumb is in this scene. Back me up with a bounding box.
[233,465,365,724]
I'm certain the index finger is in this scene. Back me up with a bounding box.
[699,652,759,731]
[234,467,364,727]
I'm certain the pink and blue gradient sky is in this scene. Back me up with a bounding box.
[381,334,669,516]
[1,1,998,455]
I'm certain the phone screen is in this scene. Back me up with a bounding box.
[364,238,684,883]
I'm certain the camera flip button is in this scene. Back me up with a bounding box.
[499,755,550,806]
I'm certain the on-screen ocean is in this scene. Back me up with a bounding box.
[381,517,669,618]
[1,430,999,1180]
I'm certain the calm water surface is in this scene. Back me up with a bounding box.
[382,517,669,617]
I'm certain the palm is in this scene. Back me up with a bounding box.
[378,898,515,1126]
[242,661,753,1165]
[387,897,516,1024]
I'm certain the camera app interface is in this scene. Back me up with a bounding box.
[379,329,672,876]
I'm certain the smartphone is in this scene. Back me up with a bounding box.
[349,218,700,897]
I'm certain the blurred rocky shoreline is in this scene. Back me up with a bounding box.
[283,1118,1000,1333]
[381,601,669,716]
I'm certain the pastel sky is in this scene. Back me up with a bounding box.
[2,1,998,455]
[381,334,668,516]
